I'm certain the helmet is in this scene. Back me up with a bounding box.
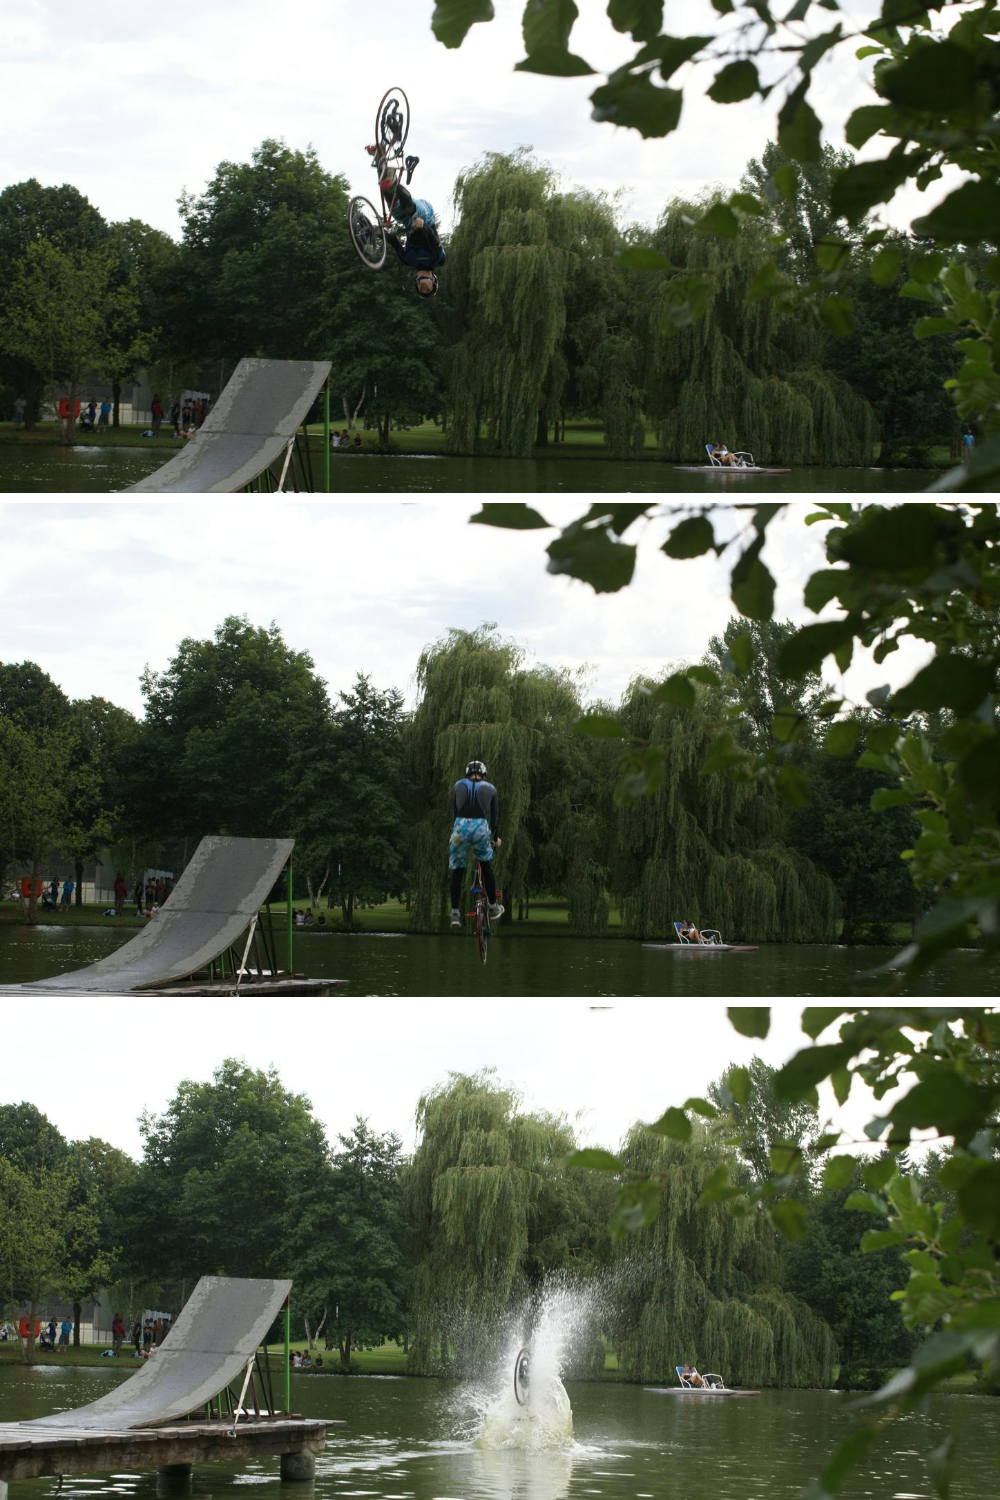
[466,760,487,778]
[416,270,439,297]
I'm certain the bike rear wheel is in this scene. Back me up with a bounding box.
[348,196,387,270]
[376,87,410,161]
[476,896,489,965]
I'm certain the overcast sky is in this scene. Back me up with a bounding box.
[1,498,936,718]
[5,1,963,244]
[0,996,912,1162]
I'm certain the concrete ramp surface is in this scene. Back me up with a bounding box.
[29,1276,291,1430]
[22,835,293,993]
[125,359,331,492]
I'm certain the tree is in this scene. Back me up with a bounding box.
[707,1057,819,1185]
[476,500,999,975]
[705,618,831,752]
[0,239,138,446]
[290,1119,408,1368]
[445,151,581,457]
[405,1072,594,1376]
[135,616,332,843]
[431,2,1000,488]
[61,1138,133,1346]
[166,140,355,364]
[324,676,407,925]
[0,715,92,925]
[0,1102,69,1172]
[609,1127,836,1387]
[136,1059,331,1283]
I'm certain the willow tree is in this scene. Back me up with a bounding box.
[611,1128,836,1387]
[642,203,877,465]
[446,151,583,456]
[407,625,607,932]
[607,679,838,942]
[405,1072,607,1376]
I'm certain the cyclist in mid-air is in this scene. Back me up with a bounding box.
[380,170,445,296]
[449,760,503,928]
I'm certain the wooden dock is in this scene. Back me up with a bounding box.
[0,1414,340,1494]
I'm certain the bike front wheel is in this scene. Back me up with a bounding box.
[348,196,387,270]
[376,87,410,160]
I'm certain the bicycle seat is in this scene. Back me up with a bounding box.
[405,154,419,183]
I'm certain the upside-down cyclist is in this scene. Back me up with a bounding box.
[380,170,445,297]
[449,759,504,928]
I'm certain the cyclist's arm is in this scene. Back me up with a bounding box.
[489,788,499,842]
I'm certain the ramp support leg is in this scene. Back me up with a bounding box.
[158,1464,194,1481]
[280,1450,316,1482]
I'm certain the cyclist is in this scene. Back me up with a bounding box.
[449,759,503,928]
[379,173,445,296]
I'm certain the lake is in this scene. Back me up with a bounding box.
[0,445,939,494]
[0,924,994,997]
[0,1363,996,1500]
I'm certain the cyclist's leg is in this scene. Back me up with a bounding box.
[470,822,503,915]
[449,866,465,910]
[448,820,474,922]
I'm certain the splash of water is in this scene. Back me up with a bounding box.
[461,1281,596,1452]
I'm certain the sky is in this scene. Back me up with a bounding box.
[0,498,937,720]
[0,995,913,1162]
[4,0,965,245]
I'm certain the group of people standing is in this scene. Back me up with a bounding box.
[147,394,211,439]
[108,871,174,918]
[109,1313,172,1357]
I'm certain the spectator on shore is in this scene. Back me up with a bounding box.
[171,399,181,437]
[133,879,144,917]
[132,1317,142,1355]
[58,1317,72,1351]
[353,435,362,449]
[155,877,165,905]
[153,1318,163,1345]
[112,1313,125,1356]
[61,878,74,906]
[13,395,27,430]
[48,1317,57,1347]
[161,1316,171,1341]
[97,399,111,434]
[962,428,976,455]
[49,878,59,906]
[113,872,127,916]
[151,395,164,435]
[143,1319,153,1350]
[330,432,340,449]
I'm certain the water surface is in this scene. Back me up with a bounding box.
[0,1364,995,1500]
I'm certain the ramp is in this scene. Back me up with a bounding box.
[125,358,331,492]
[26,1276,291,1431]
[18,835,293,993]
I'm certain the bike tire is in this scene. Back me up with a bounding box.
[348,196,387,271]
[476,898,489,965]
[376,87,410,159]
[514,1346,530,1406]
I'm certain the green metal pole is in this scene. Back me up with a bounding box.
[284,1297,291,1413]
[287,859,293,975]
[323,379,330,493]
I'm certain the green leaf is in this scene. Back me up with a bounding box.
[860,1228,908,1251]
[729,192,766,217]
[800,24,843,72]
[912,182,1000,245]
[694,202,740,238]
[687,665,721,686]
[573,713,629,738]
[820,1428,879,1492]
[889,654,994,715]
[728,1007,770,1038]
[607,0,664,41]
[926,1435,955,1500]
[819,294,857,337]
[845,104,893,150]
[660,275,713,332]
[522,0,578,51]
[823,1155,857,1190]
[432,0,495,47]
[776,765,811,807]
[831,154,920,221]
[729,631,754,674]
[956,1162,1000,1237]
[866,723,901,755]
[648,1106,692,1141]
[683,1096,719,1119]
[707,60,760,102]
[650,34,713,80]
[731,536,776,621]
[615,246,674,270]
[910,251,947,285]
[832,1067,852,1106]
[778,619,856,677]
[863,1156,897,1191]
[515,46,595,74]
[890,1071,990,1142]
[591,73,683,137]
[727,1066,751,1107]
[803,568,845,612]
[880,42,978,110]
[566,1147,623,1171]
[914,316,958,340]
[824,719,860,757]
[816,238,850,273]
[651,672,696,708]
[871,244,906,285]
[547,525,636,592]
[775,1041,854,1100]
[773,707,808,744]
[844,1189,889,1216]
[699,1164,742,1204]
[777,78,823,164]
[663,514,715,557]
[838,503,955,573]
[802,1007,846,1039]
[870,787,918,811]
[772,163,798,203]
[471,502,550,529]
[772,1199,808,1240]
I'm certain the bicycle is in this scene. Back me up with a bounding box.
[466,859,501,966]
[348,85,420,272]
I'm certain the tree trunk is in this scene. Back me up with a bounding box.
[526,888,530,919]
[25,855,40,926]
[352,387,366,428]
[63,379,77,447]
[341,890,355,926]
[25,1300,37,1365]
[303,1314,313,1350]
[517,895,524,921]
[306,869,329,907]
[75,860,84,906]
[73,1300,82,1346]
[112,381,122,428]
[339,1331,352,1369]
[314,1306,328,1345]
[536,410,548,446]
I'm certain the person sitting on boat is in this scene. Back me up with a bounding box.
[679,919,707,944]
[710,443,736,466]
[681,1364,705,1387]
